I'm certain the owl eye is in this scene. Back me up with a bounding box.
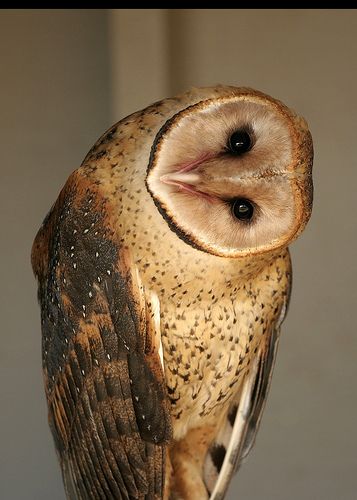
[231,198,254,221]
[228,129,252,155]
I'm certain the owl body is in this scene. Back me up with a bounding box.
[80,90,292,441]
[32,85,312,499]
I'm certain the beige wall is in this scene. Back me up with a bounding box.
[1,9,356,499]
[0,9,111,500]
[108,9,169,120]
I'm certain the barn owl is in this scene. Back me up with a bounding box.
[32,85,313,500]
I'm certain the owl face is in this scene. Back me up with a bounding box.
[146,90,313,258]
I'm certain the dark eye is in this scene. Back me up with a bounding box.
[231,198,254,221]
[228,129,252,155]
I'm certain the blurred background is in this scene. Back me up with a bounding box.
[1,9,356,499]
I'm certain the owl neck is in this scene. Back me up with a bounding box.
[191,246,290,284]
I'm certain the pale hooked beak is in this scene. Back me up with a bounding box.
[159,153,211,189]
[159,170,215,201]
[160,171,201,187]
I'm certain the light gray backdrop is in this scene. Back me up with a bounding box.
[1,9,356,500]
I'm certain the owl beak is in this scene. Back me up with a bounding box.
[160,170,216,201]
[160,171,201,187]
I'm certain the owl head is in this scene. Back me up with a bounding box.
[146,87,313,258]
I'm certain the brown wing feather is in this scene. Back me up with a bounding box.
[32,171,172,499]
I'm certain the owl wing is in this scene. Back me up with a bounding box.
[32,171,171,499]
[205,297,290,500]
